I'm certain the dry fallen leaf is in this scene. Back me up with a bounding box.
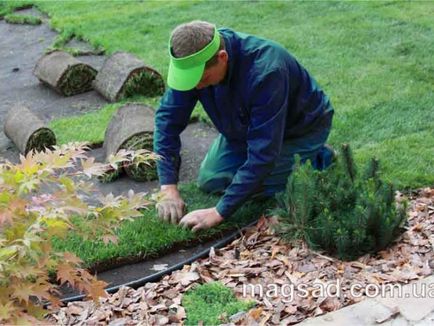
[51,188,434,325]
[151,264,169,271]
[248,307,263,321]
[172,271,200,286]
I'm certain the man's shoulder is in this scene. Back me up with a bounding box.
[224,28,291,70]
[221,27,286,51]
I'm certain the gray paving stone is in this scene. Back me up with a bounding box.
[414,310,434,326]
[299,299,396,326]
[376,276,434,322]
[382,316,410,326]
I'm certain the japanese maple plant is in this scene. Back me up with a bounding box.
[0,143,156,323]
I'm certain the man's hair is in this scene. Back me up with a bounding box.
[170,20,225,68]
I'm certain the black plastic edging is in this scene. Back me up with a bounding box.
[59,219,259,304]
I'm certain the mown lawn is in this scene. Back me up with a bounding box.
[26,0,434,189]
[2,0,433,264]
[2,0,432,188]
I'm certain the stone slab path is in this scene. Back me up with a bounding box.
[300,275,434,326]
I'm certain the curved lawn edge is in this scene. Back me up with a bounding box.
[58,218,260,303]
[87,215,259,273]
[52,183,274,272]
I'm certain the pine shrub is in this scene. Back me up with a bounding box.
[274,144,407,260]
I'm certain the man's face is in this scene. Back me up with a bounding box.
[196,50,228,90]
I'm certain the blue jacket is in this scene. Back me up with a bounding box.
[154,28,333,218]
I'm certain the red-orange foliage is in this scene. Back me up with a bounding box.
[0,143,154,323]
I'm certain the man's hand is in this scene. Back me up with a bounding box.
[179,207,224,232]
[156,185,185,224]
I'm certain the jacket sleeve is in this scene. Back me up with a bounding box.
[153,88,198,185]
[216,68,289,218]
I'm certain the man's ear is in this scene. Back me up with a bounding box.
[217,50,228,63]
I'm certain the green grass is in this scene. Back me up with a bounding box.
[28,0,433,189]
[183,282,255,326]
[52,183,272,269]
[48,99,205,146]
[4,13,41,25]
[49,97,159,145]
[2,0,431,267]
[0,0,33,18]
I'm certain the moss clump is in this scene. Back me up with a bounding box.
[183,282,255,325]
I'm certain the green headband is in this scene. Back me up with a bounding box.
[169,26,221,69]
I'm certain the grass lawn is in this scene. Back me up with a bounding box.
[2,1,433,320]
[52,183,272,270]
[3,1,433,188]
[27,0,434,189]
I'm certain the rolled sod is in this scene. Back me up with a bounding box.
[121,133,156,181]
[33,50,97,96]
[102,103,157,182]
[93,52,165,102]
[97,166,122,184]
[4,105,56,155]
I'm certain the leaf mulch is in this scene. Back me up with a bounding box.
[52,188,433,325]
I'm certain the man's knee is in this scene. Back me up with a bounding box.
[197,172,233,194]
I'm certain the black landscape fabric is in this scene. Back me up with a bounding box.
[102,103,157,182]
[93,51,165,102]
[4,105,56,155]
[33,50,97,96]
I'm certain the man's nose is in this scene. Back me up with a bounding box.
[196,73,208,89]
[196,80,206,89]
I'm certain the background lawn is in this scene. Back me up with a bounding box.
[2,0,432,189]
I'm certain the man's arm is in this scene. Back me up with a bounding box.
[154,88,198,223]
[179,68,290,231]
[216,68,290,218]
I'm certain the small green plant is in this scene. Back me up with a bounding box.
[0,2,33,19]
[46,29,105,56]
[4,13,41,25]
[182,282,255,325]
[0,143,153,324]
[274,144,408,260]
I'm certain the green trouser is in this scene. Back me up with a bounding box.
[197,121,333,198]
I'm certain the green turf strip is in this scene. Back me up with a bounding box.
[51,183,273,270]
[0,1,33,18]
[4,13,41,25]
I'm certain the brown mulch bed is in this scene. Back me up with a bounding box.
[52,188,434,325]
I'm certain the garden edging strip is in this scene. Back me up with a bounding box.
[56,219,259,305]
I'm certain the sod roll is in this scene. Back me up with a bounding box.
[102,103,157,182]
[4,105,56,155]
[33,50,97,96]
[93,52,165,102]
